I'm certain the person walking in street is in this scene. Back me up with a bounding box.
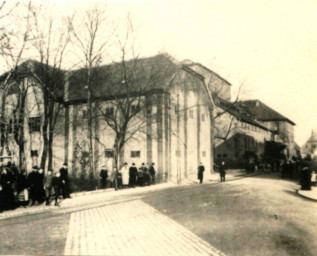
[44,170,54,205]
[149,163,156,185]
[99,166,108,189]
[59,163,70,199]
[129,163,138,187]
[197,163,205,184]
[52,172,62,206]
[120,163,129,188]
[219,161,226,182]
[16,169,29,207]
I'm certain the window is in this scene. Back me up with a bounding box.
[105,107,114,117]
[217,154,222,158]
[31,150,38,157]
[131,151,140,158]
[131,105,140,114]
[82,110,87,118]
[28,117,41,132]
[202,151,206,157]
[105,149,114,158]
[189,110,194,119]
[201,114,206,122]
[223,153,228,158]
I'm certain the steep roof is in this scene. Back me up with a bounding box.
[215,96,269,131]
[181,60,232,86]
[67,54,180,103]
[237,100,296,125]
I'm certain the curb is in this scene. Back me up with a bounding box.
[0,183,174,220]
[296,189,317,202]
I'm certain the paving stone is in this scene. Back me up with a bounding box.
[64,200,227,256]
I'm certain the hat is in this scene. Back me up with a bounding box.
[32,166,38,170]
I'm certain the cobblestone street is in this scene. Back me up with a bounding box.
[64,200,226,256]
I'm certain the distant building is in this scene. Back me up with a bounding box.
[238,100,296,159]
[301,129,317,158]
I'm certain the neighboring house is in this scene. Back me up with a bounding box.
[212,97,272,167]
[0,54,214,184]
[301,129,317,158]
[182,61,274,167]
[238,100,296,159]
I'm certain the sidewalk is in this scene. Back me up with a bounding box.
[0,182,176,220]
[297,186,317,201]
[0,170,263,220]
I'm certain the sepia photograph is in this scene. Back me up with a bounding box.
[0,0,316,255]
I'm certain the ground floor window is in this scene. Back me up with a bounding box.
[131,151,140,158]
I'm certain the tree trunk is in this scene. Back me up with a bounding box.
[40,100,49,170]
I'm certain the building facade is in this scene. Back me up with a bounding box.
[1,55,214,183]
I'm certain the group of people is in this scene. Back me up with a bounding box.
[99,162,156,190]
[0,162,71,212]
[198,162,226,184]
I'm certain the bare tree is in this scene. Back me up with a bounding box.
[0,2,32,163]
[69,5,111,175]
[26,3,72,170]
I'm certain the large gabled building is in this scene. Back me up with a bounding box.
[1,54,214,184]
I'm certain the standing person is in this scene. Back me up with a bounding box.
[59,163,70,199]
[99,166,108,189]
[33,167,44,205]
[138,163,147,186]
[27,166,36,206]
[149,163,156,185]
[52,172,62,206]
[197,163,205,184]
[44,170,54,205]
[300,165,312,190]
[129,163,138,188]
[111,167,119,191]
[27,166,42,206]
[16,169,29,207]
[120,163,129,188]
[38,168,45,203]
[0,168,15,210]
[219,161,226,182]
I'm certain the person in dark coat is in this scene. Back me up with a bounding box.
[138,163,147,186]
[149,163,156,185]
[219,161,226,182]
[52,172,62,206]
[100,166,108,189]
[129,163,138,188]
[27,166,42,206]
[59,163,70,199]
[16,169,29,207]
[27,166,36,206]
[44,170,54,205]
[300,165,312,190]
[0,168,15,210]
[38,168,45,203]
[197,163,205,184]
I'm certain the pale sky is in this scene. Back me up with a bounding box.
[8,0,317,146]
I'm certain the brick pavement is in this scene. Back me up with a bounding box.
[63,199,227,256]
